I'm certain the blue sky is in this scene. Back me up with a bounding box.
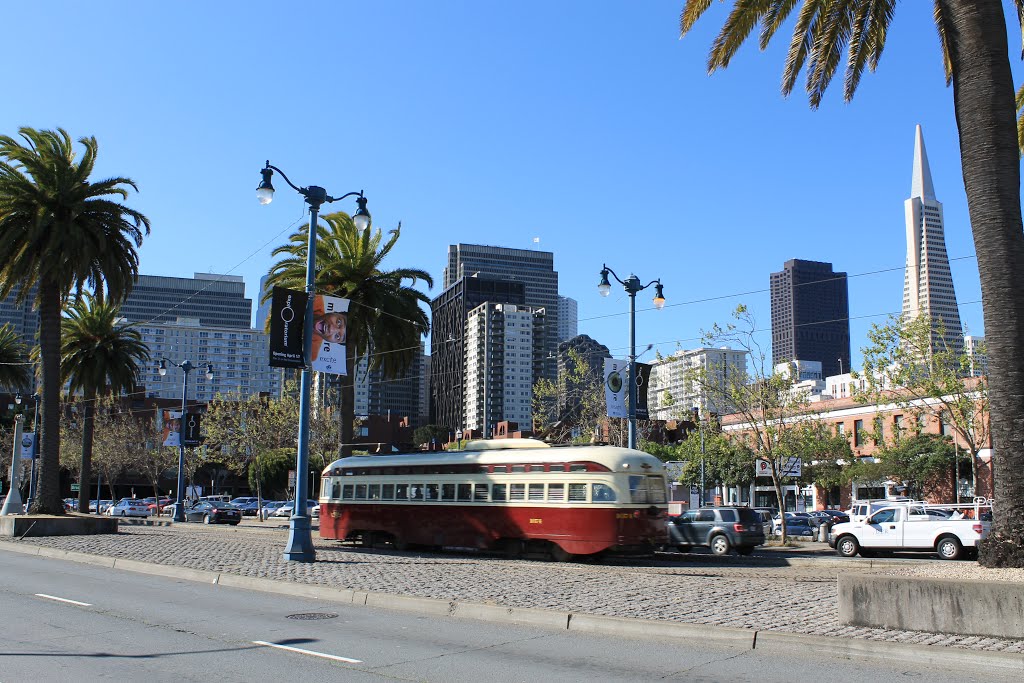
[4,1,1013,371]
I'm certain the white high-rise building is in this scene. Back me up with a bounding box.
[902,125,964,355]
[463,303,544,436]
[648,347,748,420]
[557,295,578,342]
[964,335,988,377]
[137,318,282,401]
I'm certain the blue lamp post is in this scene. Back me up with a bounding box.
[257,161,369,563]
[597,265,665,450]
[159,358,214,522]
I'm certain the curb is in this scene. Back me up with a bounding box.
[1,540,1020,673]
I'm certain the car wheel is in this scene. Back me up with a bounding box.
[936,536,963,560]
[710,535,731,556]
[204,515,212,525]
[835,535,859,558]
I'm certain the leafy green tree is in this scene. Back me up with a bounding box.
[61,295,149,513]
[533,347,610,444]
[857,313,989,499]
[248,447,296,500]
[89,396,135,501]
[0,128,149,514]
[678,0,1024,567]
[413,424,447,448]
[876,433,957,502]
[0,323,29,390]
[266,215,431,456]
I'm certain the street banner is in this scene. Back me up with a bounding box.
[755,457,802,478]
[182,413,202,447]
[310,293,349,375]
[634,362,651,420]
[162,410,182,447]
[604,358,627,418]
[269,287,308,369]
[19,432,35,460]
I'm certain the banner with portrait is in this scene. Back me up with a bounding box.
[269,286,308,369]
[604,358,627,419]
[311,293,349,375]
[162,410,182,447]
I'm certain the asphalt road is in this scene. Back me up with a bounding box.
[0,550,1016,683]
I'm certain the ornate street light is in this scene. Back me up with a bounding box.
[257,160,369,563]
[159,358,214,522]
[597,264,665,449]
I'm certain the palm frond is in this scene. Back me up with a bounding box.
[708,0,774,73]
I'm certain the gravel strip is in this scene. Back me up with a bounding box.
[8,524,1024,654]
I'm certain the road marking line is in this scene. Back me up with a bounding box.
[252,641,361,663]
[35,593,92,607]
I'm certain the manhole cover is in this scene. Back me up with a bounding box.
[285,612,339,621]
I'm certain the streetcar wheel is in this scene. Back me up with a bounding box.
[549,543,574,563]
[502,539,524,560]
[359,532,375,548]
[710,535,731,556]
[392,537,409,552]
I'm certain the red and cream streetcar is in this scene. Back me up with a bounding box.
[318,439,669,560]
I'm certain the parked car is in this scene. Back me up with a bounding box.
[90,500,114,514]
[260,500,286,518]
[106,499,151,518]
[807,510,850,531]
[666,507,765,556]
[752,508,775,536]
[830,504,990,559]
[233,500,261,516]
[184,500,242,525]
[271,499,318,518]
[142,497,172,515]
[772,512,814,536]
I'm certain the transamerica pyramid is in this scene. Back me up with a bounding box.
[901,124,964,355]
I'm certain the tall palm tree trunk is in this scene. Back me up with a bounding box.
[77,389,96,514]
[30,281,64,515]
[939,0,1024,566]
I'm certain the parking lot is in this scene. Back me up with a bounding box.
[4,520,1022,654]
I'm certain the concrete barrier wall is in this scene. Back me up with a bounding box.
[839,573,1024,639]
[0,515,118,537]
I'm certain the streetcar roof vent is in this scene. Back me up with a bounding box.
[461,438,551,451]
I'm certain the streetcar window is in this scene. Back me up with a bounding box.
[409,485,424,501]
[343,469,355,476]
[509,483,526,501]
[355,484,368,500]
[528,484,545,501]
[628,476,647,503]
[342,484,354,500]
[457,484,473,501]
[550,463,568,472]
[425,483,439,500]
[493,465,508,473]
[568,483,587,502]
[647,476,667,504]
[441,483,455,501]
[474,484,489,501]
[527,464,545,473]
[548,483,565,502]
[592,483,616,502]
[492,484,507,501]
[369,484,381,500]
[396,484,409,499]
[569,464,587,472]
[382,484,395,500]
[511,465,526,473]
[332,481,342,499]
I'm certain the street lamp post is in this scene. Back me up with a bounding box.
[597,265,665,450]
[14,392,40,509]
[257,161,370,563]
[159,358,214,522]
[692,406,706,508]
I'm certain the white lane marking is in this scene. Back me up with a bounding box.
[253,641,361,663]
[35,593,92,607]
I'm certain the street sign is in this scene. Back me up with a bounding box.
[71,483,81,492]
[287,469,296,488]
[755,457,802,478]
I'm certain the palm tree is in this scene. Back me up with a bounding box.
[0,128,149,514]
[679,2,1024,567]
[61,295,149,514]
[266,214,432,455]
[0,323,30,390]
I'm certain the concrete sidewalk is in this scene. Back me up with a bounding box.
[0,523,1021,670]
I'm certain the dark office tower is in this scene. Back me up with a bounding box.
[430,276,526,432]
[556,334,611,419]
[444,244,559,383]
[770,259,850,378]
[119,273,253,329]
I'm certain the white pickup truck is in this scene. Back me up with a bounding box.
[829,504,990,560]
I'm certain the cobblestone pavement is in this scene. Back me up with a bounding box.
[7,523,1024,654]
